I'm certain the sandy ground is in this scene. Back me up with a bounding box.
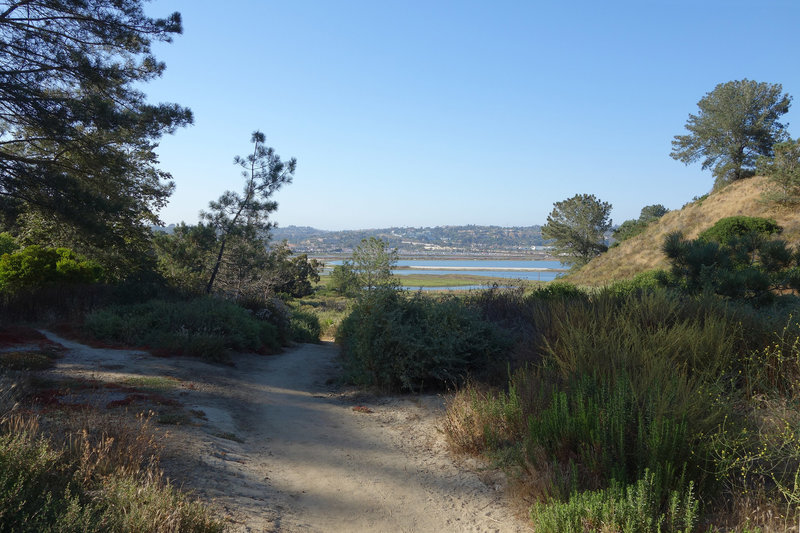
[35,332,531,533]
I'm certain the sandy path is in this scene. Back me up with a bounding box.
[39,333,531,532]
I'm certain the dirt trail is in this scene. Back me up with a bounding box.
[40,333,531,532]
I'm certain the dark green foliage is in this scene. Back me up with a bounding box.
[202,131,295,294]
[154,225,319,300]
[328,263,360,296]
[12,211,161,283]
[528,281,587,301]
[0,0,192,254]
[0,284,113,322]
[351,237,399,292]
[441,280,800,529]
[671,79,791,187]
[612,219,648,244]
[152,223,217,293]
[542,194,612,268]
[443,289,800,527]
[698,216,781,244]
[527,373,701,502]
[0,246,102,293]
[263,242,321,298]
[0,233,17,256]
[85,297,280,361]
[337,288,508,391]
[605,270,672,298]
[663,228,800,303]
[639,204,669,221]
[289,308,321,343]
[612,204,669,244]
[758,138,800,205]
[327,237,398,296]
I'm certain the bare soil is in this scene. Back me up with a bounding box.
[32,331,530,533]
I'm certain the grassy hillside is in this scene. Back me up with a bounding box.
[567,176,800,285]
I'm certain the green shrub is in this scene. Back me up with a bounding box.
[444,286,800,529]
[0,233,17,256]
[0,246,102,293]
[466,283,529,330]
[528,281,586,301]
[530,470,699,533]
[663,229,800,304]
[85,297,281,361]
[526,372,704,501]
[337,288,508,391]
[0,430,82,531]
[289,308,321,343]
[443,291,788,514]
[294,296,350,338]
[604,269,671,298]
[699,216,781,244]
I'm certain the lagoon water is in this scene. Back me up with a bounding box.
[325,258,567,285]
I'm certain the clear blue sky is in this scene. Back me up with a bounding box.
[145,0,800,231]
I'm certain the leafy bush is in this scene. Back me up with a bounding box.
[0,246,102,293]
[699,216,781,244]
[528,281,586,301]
[758,138,800,206]
[85,297,280,361]
[0,233,17,256]
[289,308,321,343]
[337,288,508,391]
[443,289,800,528]
[604,269,671,298]
[328,263,360,296]
[612,204,669,245]
[292,295,350,339]
[526,372,704,501]
[663,230,800,304]
[530,470,698,533]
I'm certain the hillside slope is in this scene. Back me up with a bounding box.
[567,176,800,286]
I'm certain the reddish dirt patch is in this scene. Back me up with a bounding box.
[0,326,46,345]
[0,326,65,352]
[32,388,63,406]
[30,388,91,411]
[106,392,180,409]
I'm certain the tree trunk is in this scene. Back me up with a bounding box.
[205,237,227,294]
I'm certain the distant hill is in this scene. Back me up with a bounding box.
[152,223,551,256]
[271,224,548,255]
[568,176,800,286]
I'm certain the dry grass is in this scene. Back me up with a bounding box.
[568,176,800,286]
[0,343,224,531]
[0,401,223,532]
[0,350,57,371]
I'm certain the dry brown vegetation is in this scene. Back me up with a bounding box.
[567,176,800,285]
